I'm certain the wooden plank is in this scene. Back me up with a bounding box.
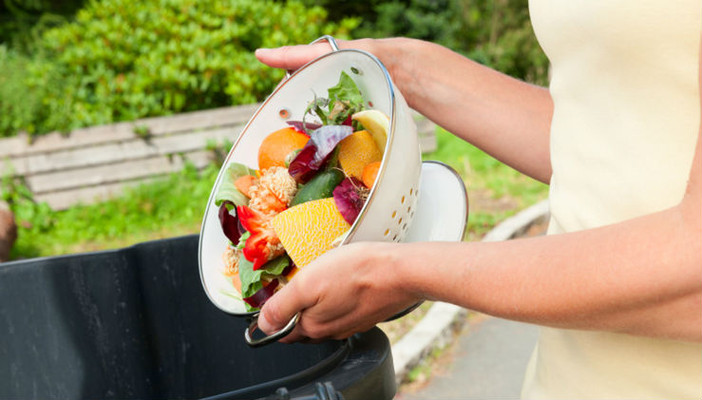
[416,118,438,153]
[0,133,31,158]
[22,126,240,175]
[27,150,214,194]
[34,177,157,211]
[0,104,258,157]
[0,155,28,176]
[142,103,258,135]
[420,134,437,154]
[34,152,213,210]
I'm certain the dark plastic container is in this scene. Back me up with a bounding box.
[0,235,395,399]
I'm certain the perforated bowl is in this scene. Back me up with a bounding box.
[199,37,425,346]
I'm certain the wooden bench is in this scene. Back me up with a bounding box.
[0,105,437,210]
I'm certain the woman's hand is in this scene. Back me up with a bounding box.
[255,38,376,72]
[257,241,422,342]
[255,38,409,102]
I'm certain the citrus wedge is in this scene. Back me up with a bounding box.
[258,127,309,171]
[338,130,383,180]
[271,197,350,268]
[352,109,389,153]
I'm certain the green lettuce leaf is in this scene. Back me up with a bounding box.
[238,253,290,311]
[302,71,365,127]
[327,71,365,125]
[235,231,250,250]
[327,71,363,110]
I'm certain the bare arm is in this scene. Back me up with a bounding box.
[257,38,554,183]
[261,128,700,342]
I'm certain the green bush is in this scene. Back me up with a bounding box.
[458,0,549,86]
[0,45,77,137]
[353,0,465,51]
[0,0,84,48]
[0,0,357,137]
[294,0,549,85]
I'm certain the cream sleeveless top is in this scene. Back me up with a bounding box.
[522,0,701,398]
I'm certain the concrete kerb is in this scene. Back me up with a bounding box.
[390,199,550,384]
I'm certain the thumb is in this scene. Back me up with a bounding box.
[258,280,310,335]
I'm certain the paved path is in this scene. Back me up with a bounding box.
[396,316,540,400]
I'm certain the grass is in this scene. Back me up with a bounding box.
[8,163,219,259]
[423,128,548,240]
[6,127,547,260]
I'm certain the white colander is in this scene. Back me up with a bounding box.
[199,36,466,346]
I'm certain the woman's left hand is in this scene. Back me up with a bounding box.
[257,241,421,343]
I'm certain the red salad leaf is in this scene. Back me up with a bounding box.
[333,177,367,225]
[341,114,353,127]
[243,279,280,308]
[288,125,353,183]
[287,146,318,183]
[218,201,241,244]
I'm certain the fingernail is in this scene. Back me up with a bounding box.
[255,48,270,56]
[258,309,274,333]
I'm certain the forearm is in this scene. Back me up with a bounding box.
[397,202,701,341]
[372,38,554,183]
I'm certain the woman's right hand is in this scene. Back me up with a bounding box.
[255,38,381,75]
[255,37,422,108]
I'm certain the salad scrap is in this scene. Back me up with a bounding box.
[214,71,389,311]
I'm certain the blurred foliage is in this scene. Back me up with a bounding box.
[294,0,548,85]
[0,45,76,137]
[294,0,464,50]
[0,0,357,138]
[458,0,549,85]
[0,0,83,48]
[8,162,220,259]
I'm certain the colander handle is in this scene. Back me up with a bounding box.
[284,35,340,79]
[245,312,301,347]
[311,35,340,51]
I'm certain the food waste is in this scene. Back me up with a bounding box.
[214,72,391,311]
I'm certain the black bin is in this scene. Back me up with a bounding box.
[0,235,395,399]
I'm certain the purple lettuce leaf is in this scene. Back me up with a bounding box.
[286,120,322,133]
[332,178,367,226]
[243,279,280,309]
[288,125,353,183]
[218,201,242,244]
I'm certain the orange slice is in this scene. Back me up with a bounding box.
[258,127,309,171]
[362,161,381,188]
[271,197,350,268]
[338,130,383,180]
